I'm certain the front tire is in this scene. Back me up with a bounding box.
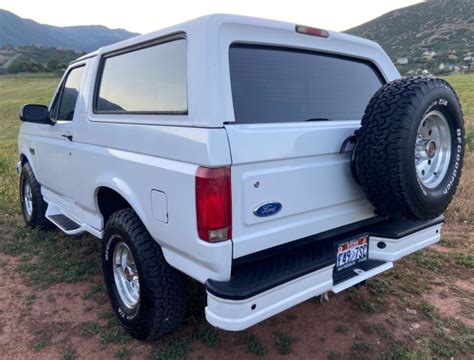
[102,208,188,340]
[19,162,50,229]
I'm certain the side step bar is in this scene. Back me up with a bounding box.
[48,214,81,232]
[45,203,101,237]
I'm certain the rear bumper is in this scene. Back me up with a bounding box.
[205,217,442,331]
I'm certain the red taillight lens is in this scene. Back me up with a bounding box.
[295,25,329,38]
[196,167,232,242]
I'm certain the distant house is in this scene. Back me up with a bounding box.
[439,63,461,72]
[448,54,458,60]
[421,51,436,60]
[396,57,409,65]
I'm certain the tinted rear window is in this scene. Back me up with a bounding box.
[229,44,384,123]
[95,38,187,114]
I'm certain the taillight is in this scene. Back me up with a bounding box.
[295,25,329,38]
[195,166,232,242]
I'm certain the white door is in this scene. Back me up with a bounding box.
[34,65,86,203]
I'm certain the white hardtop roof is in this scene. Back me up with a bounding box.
[74,14,398,127]
[73,13,381,63]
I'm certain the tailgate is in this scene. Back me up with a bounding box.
[226,122,375,258]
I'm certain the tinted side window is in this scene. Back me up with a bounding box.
[52,66,85,121]
[96,38,187,113]
[229,44,384,123]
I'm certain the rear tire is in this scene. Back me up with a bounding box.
[102,208,188,340]
[355,77,465,220]
[19,162,51,229]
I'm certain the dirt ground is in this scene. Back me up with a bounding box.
[0,222,472,360]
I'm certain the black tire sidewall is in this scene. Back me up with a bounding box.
[405,86,464,214]
[102,226,144,328]
[19,169,33,224]
[20,163,46,226]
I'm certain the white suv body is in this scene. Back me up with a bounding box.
[17,14,443,332]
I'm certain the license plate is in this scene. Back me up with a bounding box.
[336,235,368,271]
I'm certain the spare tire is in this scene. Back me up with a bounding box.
[355,77,465,220]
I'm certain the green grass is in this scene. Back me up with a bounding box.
[61,346,78,360]
[0,225,100,287]
[195,326,219,347]
[244,333,267,357]
[273,331,297,355]
[150,339,192,360]
[77,321,101,337]
[115,347,132,360]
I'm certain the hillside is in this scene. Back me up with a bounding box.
[0,9,138,52]
[347,0,474,74]
[0,45,82,74]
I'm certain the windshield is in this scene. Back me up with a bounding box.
[229,44,384,124]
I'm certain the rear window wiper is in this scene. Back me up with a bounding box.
[304,117,332,121]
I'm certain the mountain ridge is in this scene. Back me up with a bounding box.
[347,0,474,74]
[0,9,139,52]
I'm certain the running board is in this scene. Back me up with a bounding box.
[46,204,86,235]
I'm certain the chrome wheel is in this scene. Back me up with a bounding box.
[415,110,451,188]
[23,181,33,217]
[113,240,140,309]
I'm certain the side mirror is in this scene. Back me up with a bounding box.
[19,104,52,125]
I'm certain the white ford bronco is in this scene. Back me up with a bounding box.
[17,15,465,340]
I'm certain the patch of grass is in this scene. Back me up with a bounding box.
[352,342,372,352]
[273,331,297,355]
[115,347,132,360]
[466,125,474,152]
[361,323,388,337]
[449,252,474,268]
[98,310,115,320]
[31,338,51,352]
[327,352,341,360]
[2,227,101,287]
[25,293,37,307]
[244,334,267,357]
[77,321,101,337]
[450,284,474,298]
[418,300,435,319]
[334,324,348,333]
[351,342,373,360]
[346,290,379,313]
[100,326,130,344]
[150,339,192,360]
[379,342,425,360]
[82,283,104,300]
[195,326,219,347]
[61,346,78,360]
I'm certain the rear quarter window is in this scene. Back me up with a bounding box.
[95,37,187,114]
[229,44,384,124]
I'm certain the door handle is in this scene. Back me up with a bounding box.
[62,134,73,141]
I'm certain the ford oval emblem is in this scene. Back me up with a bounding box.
[253,201,282,217]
